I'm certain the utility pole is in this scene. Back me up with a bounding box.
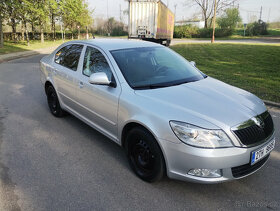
[107,0,109,20]
[107,0,109,36]
[174,4,177,22]
[211,0,217,43]
[267,8,271,22]
[120,4,122,23]
[259,6,262,21]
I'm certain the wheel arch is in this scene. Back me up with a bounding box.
[44,81,53,95]
[121,121,168,177]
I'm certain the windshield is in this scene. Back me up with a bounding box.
[110,47,205,89]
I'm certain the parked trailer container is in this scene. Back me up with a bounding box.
[128,0,174,46]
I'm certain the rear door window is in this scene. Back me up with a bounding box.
[55,44,83,71]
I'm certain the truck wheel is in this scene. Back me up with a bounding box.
[166,39,171,47]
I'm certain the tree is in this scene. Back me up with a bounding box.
[185,0,238,28]
[61,0,83,39]
[107,17,115,35]
[0,0,8,47]
[6,0,21,42]
[18,0,36,45]
[217,8,241,30]
[77,1,93,39]
[49,0,60,41]
[33,0,49,43]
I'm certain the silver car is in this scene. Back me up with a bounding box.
[40,39,275,183]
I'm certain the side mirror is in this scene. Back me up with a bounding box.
[190,61,196,67]
[89,72,116,87]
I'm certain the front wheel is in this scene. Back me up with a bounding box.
[47,86,66,117]
[126,127,166,182]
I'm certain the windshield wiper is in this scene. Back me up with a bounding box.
[133,84,170,90]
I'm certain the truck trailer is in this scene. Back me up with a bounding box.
[128,0,175,46]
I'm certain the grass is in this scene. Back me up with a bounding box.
[171,43,280,103]
[268,28,280,36]
[0,40,69,55]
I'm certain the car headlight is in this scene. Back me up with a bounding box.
[170,121,233,148]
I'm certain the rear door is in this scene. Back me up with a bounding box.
[53,44,84,110]
[76,46,121,141]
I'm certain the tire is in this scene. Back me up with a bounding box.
[166,39,171,47]
[126,127,165,182]
[46,86,66,117]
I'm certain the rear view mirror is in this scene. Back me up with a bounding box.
[89,72,116,87]
[190,61,196,67]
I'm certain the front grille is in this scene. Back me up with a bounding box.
[233,112,274,146]
[232,155,269,178]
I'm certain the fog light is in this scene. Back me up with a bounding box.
[188,168,222,178]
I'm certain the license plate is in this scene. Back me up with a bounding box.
[251,139,275,165]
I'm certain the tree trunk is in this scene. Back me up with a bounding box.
[11,18,17,42]
[71,32,73,40]
[40,24,44,43]
[78,27,80,39]
[51,13,56,41]
[86,26,89,39]
[21,22,25,41]
[24,21,30,46]
[53,20,56,41]
[211,0,217,43]
[31,23,35,39]
[202,9,208,28]
[0,17,3,48]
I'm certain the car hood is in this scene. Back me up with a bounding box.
[134,77,266,129]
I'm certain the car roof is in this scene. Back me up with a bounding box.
[64,38,162,51]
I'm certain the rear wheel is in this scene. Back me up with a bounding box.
[46,86,66,117]
[126,127,165,182]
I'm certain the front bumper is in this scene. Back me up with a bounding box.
[159,134,275,183]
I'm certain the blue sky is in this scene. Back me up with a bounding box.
[88,0,280,23]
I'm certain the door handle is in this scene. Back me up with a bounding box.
[79,81,84,88]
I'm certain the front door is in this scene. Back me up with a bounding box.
[76,46,121,141]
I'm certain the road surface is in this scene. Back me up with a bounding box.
[0,54,279,210]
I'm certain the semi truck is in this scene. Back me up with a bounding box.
[128,0,175,46]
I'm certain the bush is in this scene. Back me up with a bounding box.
[246,20,268,36]
[111,26,128,36]
[173,25,199,38]
[193,28,233,38]
[173,25,234,38]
